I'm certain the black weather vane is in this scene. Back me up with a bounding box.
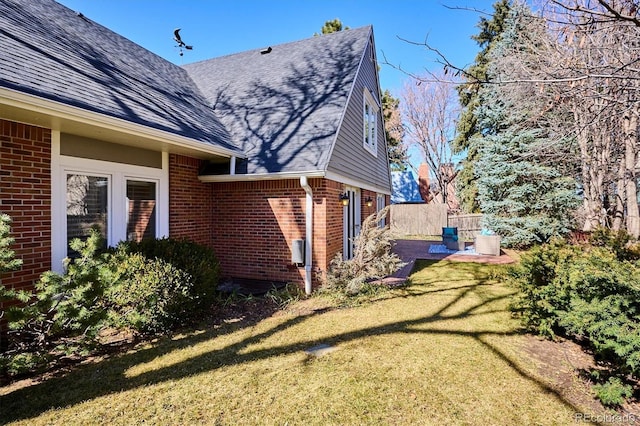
[173,28,193,57]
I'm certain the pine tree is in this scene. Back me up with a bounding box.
[382,90,407,170]
[314,19,349,36]
[474,3,580,248]
[0,214,21,274]
[454,0,511,213]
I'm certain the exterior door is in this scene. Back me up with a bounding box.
[343,187,361,259]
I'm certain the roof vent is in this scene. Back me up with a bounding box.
[260,46,272,55]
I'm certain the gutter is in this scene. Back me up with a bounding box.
[299,176,313,295]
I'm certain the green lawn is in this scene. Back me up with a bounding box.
[1,260,599,425]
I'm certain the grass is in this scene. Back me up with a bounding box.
[1,260,599,425]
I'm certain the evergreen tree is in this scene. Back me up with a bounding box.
[454,0,511,213]
[474,3,580,248]
[0,214,21,274]
[381,90,407,170]
[314,19,349,36]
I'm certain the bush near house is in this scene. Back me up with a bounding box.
[509,229,640,405]
[120,237,220,312]
[1,227,221,379]
[326,207,405,296]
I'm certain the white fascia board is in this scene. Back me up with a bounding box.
[198,170,325,182]
[198,168,391,195]
[325,170,391,195]
[0,87,245,159]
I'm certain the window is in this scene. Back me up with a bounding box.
[53,140,168,272]
[126,180,157,242]
[66,174,109,256]
[363,88,379,156]
[63,173,161,255]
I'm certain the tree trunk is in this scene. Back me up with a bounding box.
[624,110,640,237]
[575,109,605,231]
[612,158,625,231]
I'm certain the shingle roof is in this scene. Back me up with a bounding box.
[0,0,235,151]
[1,0,373,173]
[391,171,423,204]
[183,26,371,174]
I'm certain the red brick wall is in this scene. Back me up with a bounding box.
[168,154,214,247]
[167,160,380,290]
[0,119,52,292]
[211,179,309,286]
[360,189,378,223]
[312,179,343,282]
[208,178,348,289]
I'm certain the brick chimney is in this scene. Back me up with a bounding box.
[417,163,432,203]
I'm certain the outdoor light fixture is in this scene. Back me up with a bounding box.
[339,192,349,206]
[365,196,373,207]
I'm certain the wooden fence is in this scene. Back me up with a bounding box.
[447,213,483,241]
[389,204,483,241]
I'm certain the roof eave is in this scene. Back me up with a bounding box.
[198,170,326,182]
[0,87,245,160]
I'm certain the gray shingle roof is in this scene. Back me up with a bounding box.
[0,0,235,151]
[1,0,373,174]
[183,26,372,174]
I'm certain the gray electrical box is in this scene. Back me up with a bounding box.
[291,239,305,265]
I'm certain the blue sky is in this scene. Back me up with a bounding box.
[56,0,497,96]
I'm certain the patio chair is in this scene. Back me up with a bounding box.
[442,227,463,250]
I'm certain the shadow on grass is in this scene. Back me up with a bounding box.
[0,260,593,424]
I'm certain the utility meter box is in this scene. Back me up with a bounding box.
[291,239,305,265]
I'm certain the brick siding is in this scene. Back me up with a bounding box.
[0,119,52,293]
[168,154,214,247]
[210,178,347,289]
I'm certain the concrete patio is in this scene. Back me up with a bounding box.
[383,239,516,286]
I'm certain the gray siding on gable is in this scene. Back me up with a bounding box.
[327,37,392,193]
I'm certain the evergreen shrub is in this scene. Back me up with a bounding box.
[593,377,633,407]
[1,230,221,378]
[510,229,640,404]
[121,237,220,311]
[105,251,195,334]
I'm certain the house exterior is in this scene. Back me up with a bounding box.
[391,170,423,204]
[0,0,392,295]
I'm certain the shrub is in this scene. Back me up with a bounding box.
[590,227,640,261]
[2,229,111,376]
[325,207,405,296]
[510,230,640,405]
[105,250,196,334]
[120,237,220,311]
[593,377,633,407]
[508,238,582,337]
[8,230,111,344]
[2,231,222,379]
[0,213,22,274]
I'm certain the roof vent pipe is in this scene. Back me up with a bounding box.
[300,176,313,295]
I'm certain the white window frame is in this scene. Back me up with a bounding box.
[376,193,386,227]
[363,87,379,157]
[51,135,169,272]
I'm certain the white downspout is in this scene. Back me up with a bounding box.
[229,156,236,175]
[300,176,313,295]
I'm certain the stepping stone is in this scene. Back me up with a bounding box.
[304,343,337,357]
